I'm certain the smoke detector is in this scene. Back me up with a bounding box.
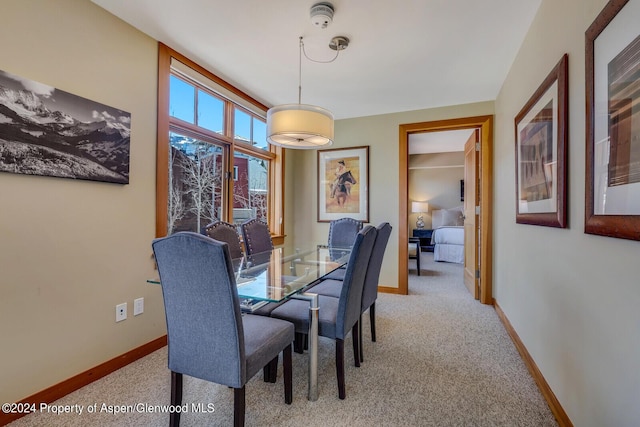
[310,2,334,29]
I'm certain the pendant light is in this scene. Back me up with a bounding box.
[266,37,335,149]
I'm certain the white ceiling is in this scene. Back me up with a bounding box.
[409,129,474,154]
[91,0,541,120]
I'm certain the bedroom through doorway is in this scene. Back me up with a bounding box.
[398,116,493,304]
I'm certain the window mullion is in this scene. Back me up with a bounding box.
[194,89,198,128]
[225,102,234,140]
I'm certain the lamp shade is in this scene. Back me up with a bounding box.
[266,104,334,149]
[411,201,429,213]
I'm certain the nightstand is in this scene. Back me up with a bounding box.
[412,229,434,252]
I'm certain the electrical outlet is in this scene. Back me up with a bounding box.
[134,297,144,316]
[116,303,127,322]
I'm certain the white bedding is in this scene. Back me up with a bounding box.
[431,226,464,264]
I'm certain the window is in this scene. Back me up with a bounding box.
[234,107,269,150]
[232,151,269,225]
[197,89,224,134]
[169,75,194,123]
[168,131,224,234]
[157,44,284,242]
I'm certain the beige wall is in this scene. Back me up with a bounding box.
[6,1,637,425]
[1,0,161,403]
[289,101,494,288]
[494,0,640,425]
[409,152,464,230]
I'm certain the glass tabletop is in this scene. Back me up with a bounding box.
[235,245,351,302]
[147,244,351,306]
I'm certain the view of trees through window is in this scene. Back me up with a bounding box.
[167,71,271,234]
[168,132,223,234]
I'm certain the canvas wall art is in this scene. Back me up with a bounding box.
[0,69,131,184]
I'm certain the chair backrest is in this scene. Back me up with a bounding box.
[204,220,243,259]
[336,225,377,339]
[241,219,274,256]
[361,222,392,312]
[152,232,246,388]
[328,218,363,248]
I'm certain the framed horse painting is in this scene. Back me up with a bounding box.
[317,146,369,223]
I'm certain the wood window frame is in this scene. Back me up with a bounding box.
[156,43,284,243]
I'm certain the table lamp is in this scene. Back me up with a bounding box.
[412,201,429,229]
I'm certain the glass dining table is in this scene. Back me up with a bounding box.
[149,244,351,402]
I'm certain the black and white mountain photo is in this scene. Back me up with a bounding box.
[0,69,131,184]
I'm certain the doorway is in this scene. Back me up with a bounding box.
[397,115,493,304]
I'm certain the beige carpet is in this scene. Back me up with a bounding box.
[10,252,557,426]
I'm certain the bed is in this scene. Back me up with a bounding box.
[431,208,465,264]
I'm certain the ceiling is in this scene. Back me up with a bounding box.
[408,129,473,155]
[91,0,541,121]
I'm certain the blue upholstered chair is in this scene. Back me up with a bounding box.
[323,218,363,280]
[204,220,244,260]
[240,219,273,256]
[328,217,363,247]
[270,225,377,399]
[306,222,392,362]
[358,222,392,360]
[152,232,294,427]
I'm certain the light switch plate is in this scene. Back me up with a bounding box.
[134,297,144,316]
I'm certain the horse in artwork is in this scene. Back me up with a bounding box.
[331,170,357,207]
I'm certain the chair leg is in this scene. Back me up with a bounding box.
[294,332,305,354]
[336,339,346,399]
[359,315,364,363]
[370,302,376,342]
[170,371,183,427]
[352,322,360,368]
[234,386,245,427]
[263,355,278,383]
[283,344,292,404]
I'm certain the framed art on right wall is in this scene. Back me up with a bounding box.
[515,54,569,228]
[585,0,640,241]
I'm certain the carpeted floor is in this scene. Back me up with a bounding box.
[9,252,557,426]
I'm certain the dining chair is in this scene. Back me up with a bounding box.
[328,217,363,247]
[358,222,392,361]
[322,217,363,280]
[204,219,243,259]
[152,232,294,427]
[305,222,392,362]
[270,225,377,399]
[240,218,274,256]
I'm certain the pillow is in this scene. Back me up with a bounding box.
[432,207,464,228]
[431,210,444,229]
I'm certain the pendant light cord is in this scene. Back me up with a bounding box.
[298,36,341,104]
[301,37,340,64]
[298,37,303,104]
